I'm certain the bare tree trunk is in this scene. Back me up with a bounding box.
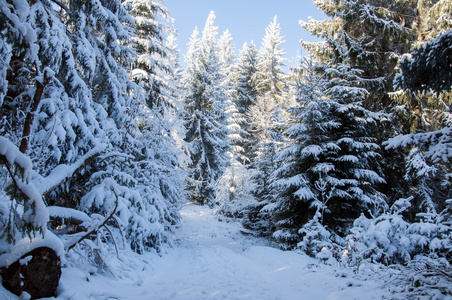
[20,71,51,154]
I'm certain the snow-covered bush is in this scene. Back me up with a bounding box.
[346,197,413,265]
[388,256,452,299]
[346,196,452,265]
[408,210,451,261]
[216,160,256,218]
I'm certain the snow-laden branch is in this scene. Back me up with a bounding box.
[384,127,452,163]
[0,137,48,231]
[33,143,107,196]
[66,188,119,251]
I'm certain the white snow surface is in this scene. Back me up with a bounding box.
[0,203,394,299]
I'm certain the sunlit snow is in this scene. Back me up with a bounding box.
[0,204,395,300]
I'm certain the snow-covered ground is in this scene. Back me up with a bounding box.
[1,203,397,299]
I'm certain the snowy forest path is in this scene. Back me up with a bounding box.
[136,203,390,300]
[42,203,393,299]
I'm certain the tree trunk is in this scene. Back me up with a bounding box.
[1,247,61,299]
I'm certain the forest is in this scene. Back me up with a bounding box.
[0,0,451,299]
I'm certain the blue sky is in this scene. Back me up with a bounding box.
[165,1,326,67]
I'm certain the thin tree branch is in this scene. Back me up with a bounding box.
[103,225,120,260]
[50,0,69,13]
[39,146,105,197]
[67,191,119,251]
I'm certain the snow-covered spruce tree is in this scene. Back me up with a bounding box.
[183,12,229,205]
[416,0,452,42]
[299,0,422,213]
[1,0,184,262]
[250,14,289,175]
[215,30,258,216]
[385,30,452,222]
[268,59,337,247]
[103,0,187,253]
[270,60,387,249]
[243,16,291,235]
[253,15,288,106]
[218,29,236,92]
[300,0,417,111]
[217,29,245,163]
[125,0,178,109]
[62,0,184,256]
[322,64,387,232]
[234,41,259,161]
[0,0,107,226]
[388,1,452,148]
[395,30,452,97]
[250,15,288,183]
[217,38,264,218]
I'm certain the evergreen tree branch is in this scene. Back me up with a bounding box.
[67,190,119,251]
[37,144,106,197]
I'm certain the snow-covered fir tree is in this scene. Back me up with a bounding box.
[243,16,289,232]
[217,29,245,163]
[253,15,288,105]
[300,0,416,111]
[299,0,422,219]
[250,14,288,165]
[0,0,187,266]
[233,41,259,163]
[385,30,452,221]
[117,0,188,253]
[416,0,452,42]
[270,60,386,248]
[216,38,258,217]
[126,0,170,108]
[182,12,230,205]
[218,29,236,90]
[264,59,337,245]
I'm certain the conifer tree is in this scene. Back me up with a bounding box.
[243,17,289,234]
[117,0,188,252]
[125,0,173,108]
[218,29,236,89]
[253,15,288,104]
[235,42,259,115]
[183,12,229,205]
[299,0,424,215]
[234,41,259,162]
[385,30,452,221]
[300,0,417,111]
[248,16,288,203]
[270,60,386,248]
[0,0,185,261]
